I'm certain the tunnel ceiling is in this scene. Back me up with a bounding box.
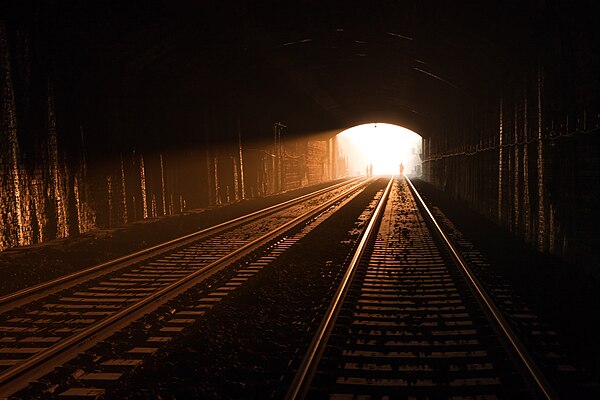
[4,0,594,142]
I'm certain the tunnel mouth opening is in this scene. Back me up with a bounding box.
[337,123,422,177]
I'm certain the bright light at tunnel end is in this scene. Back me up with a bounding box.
[338,123,422,177]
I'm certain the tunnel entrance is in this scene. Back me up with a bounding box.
[337,123,422,177]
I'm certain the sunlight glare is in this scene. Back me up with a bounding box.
[338,123,422,176]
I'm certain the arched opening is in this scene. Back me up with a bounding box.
[337,123,422,177]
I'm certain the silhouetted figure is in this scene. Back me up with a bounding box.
[399,162,404,175]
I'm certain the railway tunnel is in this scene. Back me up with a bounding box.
[0,0,599,398]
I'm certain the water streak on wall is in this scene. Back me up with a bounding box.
[32,174,46,243]
[106,175,113,226]
[159,154,166,216]
[120,154,128,223]
[75,129,96,234]
[548,203,555,254]
[536,68,546,252]
[513,103,520,231]
[74,176,82,232]
[0,25,25,247]
[213,156,220,205]
[237,121,245,200]
[47,82,69,238]
[522,93,531,242]
[139,154,148,219]
[232,157,239,202]
[498,99,503,221]
[151,194,157,218]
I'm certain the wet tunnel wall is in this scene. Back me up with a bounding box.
[421,20,600,276]
[0,21,341,251]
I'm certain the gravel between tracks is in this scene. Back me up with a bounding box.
[411,178,600,388]
[0,180,346,296]
[106,179,386,399]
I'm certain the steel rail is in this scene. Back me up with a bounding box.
[285,176,394,400]
[0,177,364,309]
[0,177,370,397]
[404,175,558,400]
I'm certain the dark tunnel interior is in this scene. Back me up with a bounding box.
[2,0,599,270]
[1,0,599,338]
[2,0,599,278]
[1,0,600,396]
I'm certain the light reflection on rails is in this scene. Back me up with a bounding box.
[285,175,557,400]
[0,178,369,398]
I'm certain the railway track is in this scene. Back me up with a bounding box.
[0,178,370,399]
[0,175,577,399]
[286,176,558,400]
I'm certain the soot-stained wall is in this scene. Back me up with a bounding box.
[0,22,337,251]
[422,11,600,277]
